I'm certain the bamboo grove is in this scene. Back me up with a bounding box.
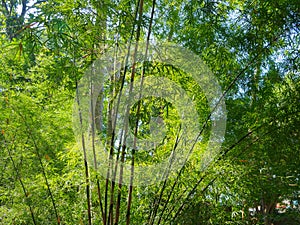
[0,0,299,224]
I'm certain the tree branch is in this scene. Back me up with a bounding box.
[1,0,8,15]
[27,0,46,10]
[20,0,27,18]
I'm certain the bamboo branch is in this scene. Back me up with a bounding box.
[170,119,288,223]
[156,29,284,224]
[149,129,181,225]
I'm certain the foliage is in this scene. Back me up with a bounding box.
[0,0,299,224]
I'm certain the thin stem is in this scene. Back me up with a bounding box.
[150,129,181,225]
[3,134,37,225]
[75,80,92,225]
[125,0,146,224]
[90,61,105,224]
[170,112,290,223]
[113,0,142,224]
[157,31,283,224]
[17,112,60,224]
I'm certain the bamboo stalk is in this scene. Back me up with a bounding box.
[17,112,61,225]
[150,130,181,225]
[3,134,37,225]
[75,80,92,225]
[156,30,284,224]
[113,0,142,224]
[90,61,105,224]
[124,0,146,224]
